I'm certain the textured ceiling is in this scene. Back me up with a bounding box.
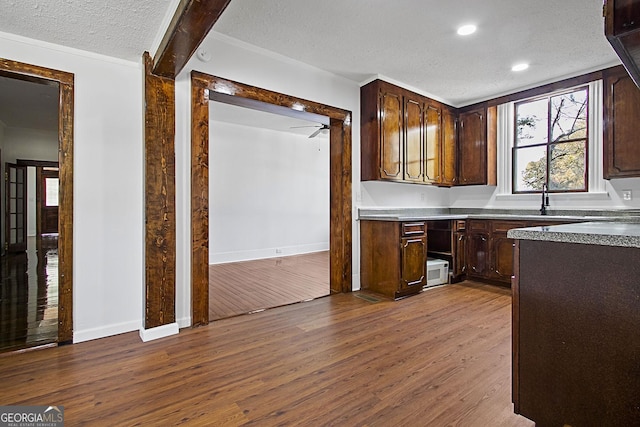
[0,0,623,128]
[213,0,621,106]
[0,0,175,61]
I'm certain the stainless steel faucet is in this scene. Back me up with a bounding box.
[540,183,549,215]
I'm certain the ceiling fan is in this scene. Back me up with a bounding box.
[290,123,329,138]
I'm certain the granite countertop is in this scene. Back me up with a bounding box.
[357,208,640,223]
[507,222,640,248]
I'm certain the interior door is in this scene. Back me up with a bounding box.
[5,163,27,252]
[39,168,59,234]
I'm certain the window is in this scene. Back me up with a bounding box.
[512,86,589,193]
[45,177,59,207]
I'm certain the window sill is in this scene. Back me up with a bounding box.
[494,191,610,202]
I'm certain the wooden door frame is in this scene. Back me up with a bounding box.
[190,72,352,326]
[0,59,74,343]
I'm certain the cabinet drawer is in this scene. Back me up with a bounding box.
[454,220,466,231]
[402,222,426,236]
[492,220,528,233]
[468,220,489,232]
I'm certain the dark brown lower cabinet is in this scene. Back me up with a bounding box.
[489,221,525,282]
[513,239,640,426]
[467,220,530,285]
[452,221,466,280]
[360,220,426,299]
[467,220,490,279]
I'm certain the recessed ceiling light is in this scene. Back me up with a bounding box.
[457,24,477,36]
[512,63,529,72]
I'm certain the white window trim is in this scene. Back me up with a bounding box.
[495,80,608,201]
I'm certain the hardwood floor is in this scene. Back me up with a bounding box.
[0,281,533,426]
[209,251,330,321]
[0,235,58,353]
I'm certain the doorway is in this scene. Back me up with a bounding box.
[208,102,331,320]
[0,58,74,350]
[190,72,352,326]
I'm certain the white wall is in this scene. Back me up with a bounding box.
[209,119,329,263]
[361,181,450,208]
[174,32,362,325]
[3,127,58,163]
[0,31,144,342]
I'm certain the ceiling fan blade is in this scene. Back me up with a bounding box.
[290,125,321,129]
[308,128,323,138]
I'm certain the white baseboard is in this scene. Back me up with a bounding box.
[210,243,329,264]
[73,320,140,343]
[176,316,191,328]
[139,322,179,342]
[352,272,361,291]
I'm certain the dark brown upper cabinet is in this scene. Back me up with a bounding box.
[361,79,466,186]
[457,105,497,186]
[604,66,640,178]
[425,103,443,184]
[605,0,640,88]
[404,95,425,183]
[440,106,458,186]
[361,80,404,182]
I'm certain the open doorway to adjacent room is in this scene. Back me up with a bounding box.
[207,101,331,320]
[0,74,60,353]
[190,72,352,327]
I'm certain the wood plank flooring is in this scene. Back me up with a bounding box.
[209,251,329,320]
[0,281,533,426]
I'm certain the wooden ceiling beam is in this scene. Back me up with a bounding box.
[153,0,232,78]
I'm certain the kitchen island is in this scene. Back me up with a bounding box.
[508,222,640,426]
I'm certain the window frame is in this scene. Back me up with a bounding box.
[511,85,590,194]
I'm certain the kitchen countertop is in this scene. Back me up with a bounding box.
[507,222,640,248]
[357,207,640,223]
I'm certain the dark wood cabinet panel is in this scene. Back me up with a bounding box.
[404,97,424,182]
[604,66,640,178]
[466,220,528,284]
[380,90,404,180]
[490,221,527,282]
[425,103,442,184]
[440,107,458,186]
[467,231,489,277]
[491,235,515,281]
[400,236,427,291]
[360,220,426,299]
[361,80,404,181]
[454,230,466,278]
[458,107,487,185]
[605,0,640,88]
